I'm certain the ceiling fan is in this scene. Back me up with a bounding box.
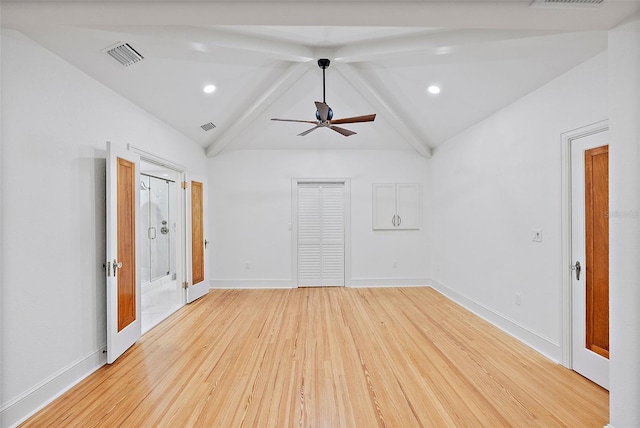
[271,58,376,137]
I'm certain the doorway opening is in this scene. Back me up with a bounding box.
[139,160,184,333]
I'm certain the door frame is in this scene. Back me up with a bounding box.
[560,119,608,368]
[291,178,351,288]
[128,144,189,306]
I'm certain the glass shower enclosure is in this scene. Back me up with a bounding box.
[140,174,176,285]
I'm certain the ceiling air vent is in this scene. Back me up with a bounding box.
[531,0,604,7]
[201,122,216,132]
[105,42,144,67]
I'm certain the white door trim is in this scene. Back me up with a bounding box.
[292,178,351,288]
[560,119,608,368]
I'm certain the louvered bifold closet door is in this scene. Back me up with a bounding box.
[297,183,345,287]
[298,186,322,286]
[320,185,345,286]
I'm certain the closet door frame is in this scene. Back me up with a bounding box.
[292,178,351,288]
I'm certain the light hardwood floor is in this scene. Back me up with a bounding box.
[22,287,608,427]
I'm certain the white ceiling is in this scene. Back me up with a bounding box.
[2,1,638,157]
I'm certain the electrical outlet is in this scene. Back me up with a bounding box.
[532,229,542,242]
[515,293,522,306]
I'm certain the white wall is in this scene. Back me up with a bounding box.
[0,30,207,427]
[208,149,431,288]
[428,51,608,361]
[608,16,640,428]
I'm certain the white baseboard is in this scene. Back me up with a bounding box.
[0,347,106,428]
[349,277,430,288]
[209,278,431,289]
[428,278,561,363]
[209,279,295,289]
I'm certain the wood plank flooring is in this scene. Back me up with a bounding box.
[22,287,608,427]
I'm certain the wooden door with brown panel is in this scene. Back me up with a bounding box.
[106,142,141,364]
[584,145,609,359]
[116,157,137,331]
[191,180,205,285]
[186,178,208,303]
[571,130,609,389]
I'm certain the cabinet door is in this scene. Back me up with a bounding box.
[373,184,397,230]
[396,183,420,230]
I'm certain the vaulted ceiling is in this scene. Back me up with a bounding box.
[2,1,638,157]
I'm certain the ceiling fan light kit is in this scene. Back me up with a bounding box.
[271,58,376,137]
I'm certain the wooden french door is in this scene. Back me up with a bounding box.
[186,177,208,303]
[106,142,141,364]
[571,131,609,389]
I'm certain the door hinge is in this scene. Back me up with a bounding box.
[105,261,112,277]
[182,281,189,289]
[181,181,188,189]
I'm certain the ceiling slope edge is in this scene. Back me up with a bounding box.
[336,64,433,158]
[205,62,310,157]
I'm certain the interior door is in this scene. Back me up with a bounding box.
[571,130,609,389]
[106,142,141,364]
[185,176,209,303]
[297,183,345,287]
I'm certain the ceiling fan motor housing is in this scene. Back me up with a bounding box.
[316,107,334,121]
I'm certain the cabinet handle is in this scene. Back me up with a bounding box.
[397,216,401,227]
[392,215,396,226]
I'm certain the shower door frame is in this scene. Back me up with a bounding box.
[140,173,175,285]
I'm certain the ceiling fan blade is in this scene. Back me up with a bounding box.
[329,114,376,125]
[271,118,318,124]
[298,126,321,136]
[329,125,356,137]
[315,101,330,122]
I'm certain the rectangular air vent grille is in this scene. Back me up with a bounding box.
[531,0,604,6]
[105,43,144,67]
[201,122,216,131]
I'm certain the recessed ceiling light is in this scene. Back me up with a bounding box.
[203,84,216,94]
[427,85,441,95]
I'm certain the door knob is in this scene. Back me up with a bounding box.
[571,261,581,281]
[113,259,123,276]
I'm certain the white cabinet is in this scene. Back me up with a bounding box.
[373,183,419,230]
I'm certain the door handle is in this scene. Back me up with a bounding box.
[113,259,123,276]
[204,239,209,248]
[571,261,581,281]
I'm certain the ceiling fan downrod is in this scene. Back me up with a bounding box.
[318,58,330,104]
